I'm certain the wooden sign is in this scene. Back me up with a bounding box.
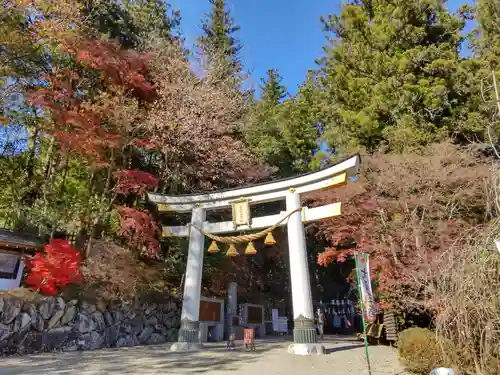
[199,300,221,322]
[244,328,255,344]
[231,198,251,229]
[247,305,263,324]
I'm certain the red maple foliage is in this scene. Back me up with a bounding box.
[113,170,158,196]
[116,206,161,259]
[308,144,492,310]
[71,40,157,102]
[28,38,156,167]
[25,239,83,296]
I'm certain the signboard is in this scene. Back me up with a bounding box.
[247,305,263,324]
[199,300,221,322]
[243,328,254,344]
[231,198,251,229]
[278,317,288,333]
[0,252,20,279]
[272,309,279,332]
[356,252,377,322]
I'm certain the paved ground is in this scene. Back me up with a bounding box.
[0,336,407,375]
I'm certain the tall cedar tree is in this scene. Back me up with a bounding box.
[260,68,287,106]
[471,0,500,70]
[198,0,242,81]
[318,0,472,153]
[79,0,180,49]
[245,68,320,177]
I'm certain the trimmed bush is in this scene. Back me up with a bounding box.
[397,328,453,375]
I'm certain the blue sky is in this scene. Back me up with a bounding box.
[170,0,474,96]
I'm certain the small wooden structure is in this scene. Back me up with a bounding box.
[383,310,398,342]
[361,310,399,345]
[0,229,44,291]
[240,303,265,338]
[199,297,225,342]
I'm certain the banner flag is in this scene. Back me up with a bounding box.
[356,252,377,322]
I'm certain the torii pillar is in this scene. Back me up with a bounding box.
[286,190,321,354]
[149,154,361,355]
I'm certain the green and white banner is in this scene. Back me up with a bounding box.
[356,252,377,322]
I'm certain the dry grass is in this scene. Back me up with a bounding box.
[423,167,500,375]
[397,327,457,375]
[0,287,44,303]
[80,239,178,302]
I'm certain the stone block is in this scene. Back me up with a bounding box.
[47,309,64,330]
[116,334,139,348]
[79,331,104,350]
[104,325,120,347]
[138,326,154,344]
[38,298,54,320]
[75,313,96,334]
[146,333,165,345]
[2,300,21,324]
[146,316,158,326]
[91,311,106,331]
[30,313,44,332]
[103,311,114,326]
[0,323,13,341]
[61,305,77,325]
[13,313,31,332]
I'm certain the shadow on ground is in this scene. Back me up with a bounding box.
[325,344,365,354]
[0,335,380,375]
[0,341,285,375]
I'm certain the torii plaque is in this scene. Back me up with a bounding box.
[148,154,360,355]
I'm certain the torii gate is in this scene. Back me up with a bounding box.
[147,154,360,355]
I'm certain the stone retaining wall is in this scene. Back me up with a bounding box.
[0,296,181,355]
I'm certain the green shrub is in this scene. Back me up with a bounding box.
[397,328,452,375]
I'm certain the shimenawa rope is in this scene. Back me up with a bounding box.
[188,207,303,244]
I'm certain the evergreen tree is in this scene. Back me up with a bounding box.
[317,0,472,153]
[80,0,180,49]
[198,0,242,80]
[245,69,319,176]
[467,0,500,153]
[471,0,500,70]
[260,68,287,106]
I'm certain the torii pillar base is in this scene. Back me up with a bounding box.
[288,317,326,356]
[170,342,203,352]
[288,343,326,356]
[170,319,203,352]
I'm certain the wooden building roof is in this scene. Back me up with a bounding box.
[0,229,44,253]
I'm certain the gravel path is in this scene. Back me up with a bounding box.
[0,336,407,375]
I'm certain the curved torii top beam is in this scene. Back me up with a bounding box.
[147,154,360,213]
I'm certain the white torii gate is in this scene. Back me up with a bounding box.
[147,154,360,355]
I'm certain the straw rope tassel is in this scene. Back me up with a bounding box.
[207,241,219,253]
[245,242,257,255]
[226,244,238,257]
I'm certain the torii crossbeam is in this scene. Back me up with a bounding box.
[147,154,361,355]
